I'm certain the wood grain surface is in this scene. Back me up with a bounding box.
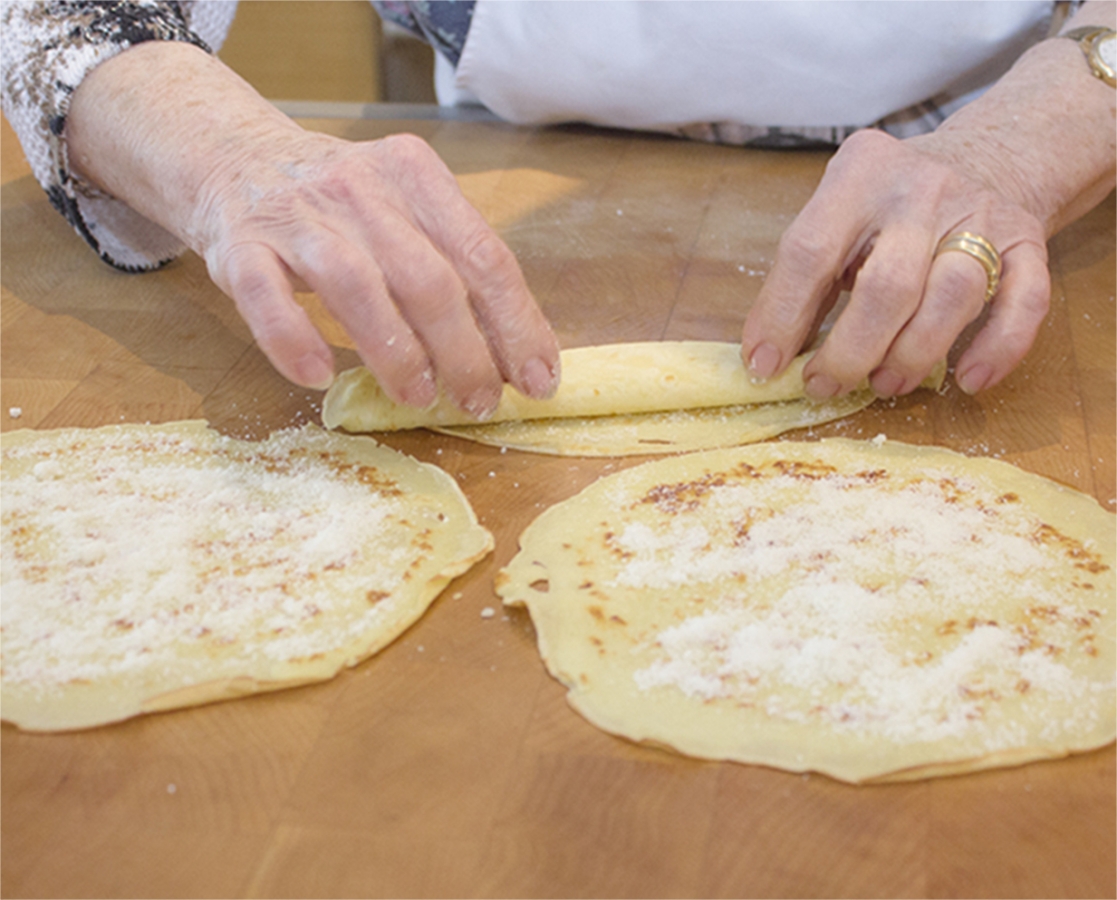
[2,110,1114,899]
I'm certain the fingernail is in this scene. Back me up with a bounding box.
[296,353,335,391]
[748,342,781,379]
[805,373,841,401]
[521,356,559,399]
[870,368,904,399]
[957,363,992,395]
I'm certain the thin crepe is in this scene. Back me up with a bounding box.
[498,439,1115,782]
[324,342,816,431]
[1,421,493,731]
[323,342,942,457]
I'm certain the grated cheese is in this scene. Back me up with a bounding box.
[623,465,1108,746]
[1,423,493,729]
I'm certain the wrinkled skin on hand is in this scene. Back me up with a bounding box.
[741,129,1051,399]
[192,130,560,417]
[61,20,1112,408]
[65,42,560,417]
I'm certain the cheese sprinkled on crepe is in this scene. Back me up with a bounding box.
[499,439,1115,782]
[1,422,492,731]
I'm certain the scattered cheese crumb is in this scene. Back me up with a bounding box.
[480,607,496,619]
[871,433,888,446]
[8,407,22,419]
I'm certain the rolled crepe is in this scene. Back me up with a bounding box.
[322,342,817,433]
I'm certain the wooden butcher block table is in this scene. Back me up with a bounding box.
[2,107,1114,899]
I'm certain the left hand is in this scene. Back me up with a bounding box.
[740,127,1050,398]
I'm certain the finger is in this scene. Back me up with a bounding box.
[399,142,560,399]
[803,227,932,399]
[278,225,440,409]
[435,211,560,400]
[369,216,508,419]
[210,241,335,390]
[741,215,854,380]
[954,241,1050,394]
[741,132,902,379]
[868,248,988,397]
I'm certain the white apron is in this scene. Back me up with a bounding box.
[439,1,1053,130]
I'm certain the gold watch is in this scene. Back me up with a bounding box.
[1061,25,1117,87]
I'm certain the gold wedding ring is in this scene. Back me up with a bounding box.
[934,232,1002,303]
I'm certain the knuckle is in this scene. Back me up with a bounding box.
[459,229,533,310]
[232,288,302,345]
[776,223,842,273]
[329,256,373,298]
[380,132,433,160]
[377,133,444,179]
[853,264,920,307]
[290,226,334,268]
[931,264,987,319]
[825,128,896,175]
[230,267,276,307]
[841,127,894,154]
[302,233,360,285]
[403,260,464,311]
[937,260,984,298]
[461,226,516,275]
[217,244,285,310]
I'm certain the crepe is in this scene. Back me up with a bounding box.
[497,438,1115,783]
[1,421,493,731]
[322,342,940,456]
[323,342,815,431]
[432,394,875,457]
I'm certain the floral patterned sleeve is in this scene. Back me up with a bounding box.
[0,1,237,272]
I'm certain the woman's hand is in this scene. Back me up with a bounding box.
[740,128,1050,399]
[192,129,559,418]
[742,3,1115,398]
[67,41,560,417]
